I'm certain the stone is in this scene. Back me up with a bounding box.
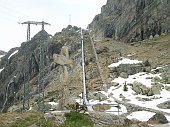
[150,84,163,95]
[157,101,170,109]
[7,105,22,112]
[88,111,131,126]
[89,92,107,101]
[151,76,161,83]
[119,72,128,78]
[165,85,170,92]
[132,81,150,95]
[117,64,144,76]
[154,34,159,38]
[93,104,111,112]
[149,35,154,40]
[148,113,168,124]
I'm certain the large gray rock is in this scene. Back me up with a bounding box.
[150,83,163,95]
[88,92,107,101]
[132,81,150,95]
[88,111,131,126]
[157,101,170,109]
[116,64,144,76]
[148,113,168,124]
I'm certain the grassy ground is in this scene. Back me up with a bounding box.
[59,112,94,127]
[0,111,94,127]
[0,112,57,127]
[0,111,131,127]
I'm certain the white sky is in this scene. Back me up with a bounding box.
[0,0,107,51]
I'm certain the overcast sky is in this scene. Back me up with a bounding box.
[0,0,107,52]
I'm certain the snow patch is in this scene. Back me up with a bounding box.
[112,72,161,87]
[108,58,142,67]
[127,111,155,122]
[0,67,4,73]
[8,50,18,59]
[0,55,5,58]
[48,102,58,106]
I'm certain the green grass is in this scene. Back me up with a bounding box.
[59,112,94,127]
[0,112,57,127]
[11,116,55,127]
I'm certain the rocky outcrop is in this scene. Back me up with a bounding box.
[0,25,85,112]
[89,0,170,42]
[132,81,163,96]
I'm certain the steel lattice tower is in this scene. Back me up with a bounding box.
[19,21,50,42]
[37,39,47,112]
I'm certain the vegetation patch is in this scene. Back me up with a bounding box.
[0,112,57,127]
[59,111,94,127]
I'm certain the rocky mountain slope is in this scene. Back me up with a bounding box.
[0,26,94,112]
[0,50,6,56]
[0,0,170,126]
[89,0,170,42]
[0,50,6,61]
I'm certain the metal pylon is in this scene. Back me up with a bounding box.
[19,21,50,42]
[37,41,47,112]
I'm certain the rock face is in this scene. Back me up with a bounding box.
[0,26,85,112]
[89,0,170,42]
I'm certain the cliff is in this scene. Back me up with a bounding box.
[89,0,170,42]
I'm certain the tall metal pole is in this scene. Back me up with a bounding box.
[81,29,87,105]
[27,23,30,42]
[42,21,44,30]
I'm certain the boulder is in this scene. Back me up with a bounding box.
[119,72,128,78]
[150,84,163,95]
[7,105,23,112]
[132,82,151,96]
[93,104,111,112]
[88,92,107,101]
[151,76,161,83]
[88,111,131,126]
[117,64,144,76]
[148,113,168,124]
[165,85,170,92]
[157,101,170,109]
